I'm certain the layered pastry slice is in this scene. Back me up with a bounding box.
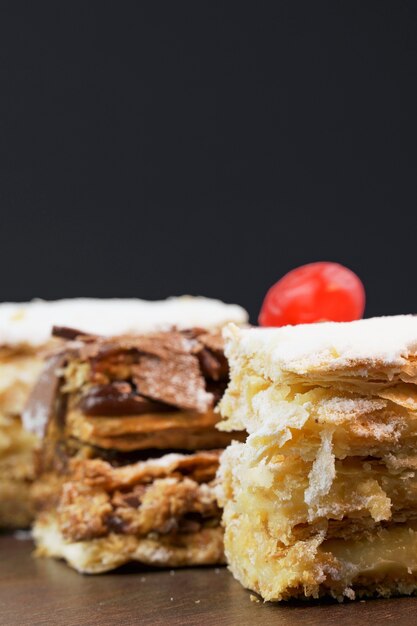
[28,326,245,572]
[0,331,50,527]
[218,316,417,601]
[0,296,246,528]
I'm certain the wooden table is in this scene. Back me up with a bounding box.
[1,534,417,626]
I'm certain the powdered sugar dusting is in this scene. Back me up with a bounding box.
[0,297,248,347]
[226,316,417,377]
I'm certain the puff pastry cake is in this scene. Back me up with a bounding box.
[28,322,246,572]
[218,316,417,601]
[0,296,246,529]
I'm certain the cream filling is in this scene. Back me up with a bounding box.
[224,512,417,601]
[322,525,417,577]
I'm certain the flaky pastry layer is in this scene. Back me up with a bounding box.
[33,451,224,571]
[66,407,237,451]
[219,442,417,601]
[34,515,225,573]
[222,317,417,386]
[218,319,417,601]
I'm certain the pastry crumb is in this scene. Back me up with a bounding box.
[250,594,260,603]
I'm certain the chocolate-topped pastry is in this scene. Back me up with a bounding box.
[0,296,247,530]
[26,309,247,573]
[26,329,238,462]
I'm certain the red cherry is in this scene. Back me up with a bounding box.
[259,262,365,327]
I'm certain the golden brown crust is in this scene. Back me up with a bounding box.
[73,449,220,484]
[57,475,219,542]
[65,407,237,451]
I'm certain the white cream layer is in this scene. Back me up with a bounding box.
[0,297,248,347]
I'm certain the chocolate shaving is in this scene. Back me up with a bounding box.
[52,326,91,341]
[79,383,173,416]
[197,348,228,381]
[198,332,225,354]
[132,353,213,412]
[25,328,229,462]
[75,329,225,412]
[22,352,68,437]
[79,330,196,362]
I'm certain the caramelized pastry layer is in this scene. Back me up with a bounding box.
[34,450,224,572]
[30,326,242,571]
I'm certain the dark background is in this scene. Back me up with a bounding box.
[0,1,416,322]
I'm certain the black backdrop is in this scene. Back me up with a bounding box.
[0,1,416,322]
